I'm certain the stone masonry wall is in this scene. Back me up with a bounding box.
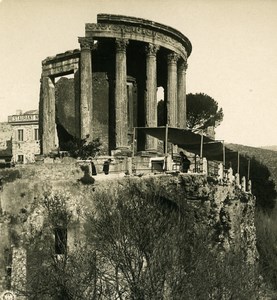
[55,77,77,138]
[92,72,110,153]
[0,123,12,150]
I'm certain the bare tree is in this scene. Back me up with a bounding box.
[12,180,258,299]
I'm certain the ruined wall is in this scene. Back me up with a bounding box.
[55,77,77,138]
[0,123,12,150]
[55,72,110,153]
[92,72,109,153]
[0,165,257,298]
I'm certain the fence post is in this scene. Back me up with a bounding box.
[218,163,224,181]
[202,157,208,174]
[241,176,246,192]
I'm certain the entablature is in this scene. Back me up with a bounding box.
[42,50,80,77]
[86,23,188,60]
[96,14,192,56]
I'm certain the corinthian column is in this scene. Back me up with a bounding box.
[177,58,188,128]
[145,43,159,152]
[78,37,94,141]
[115,38,129,149]
[167,52,179,127]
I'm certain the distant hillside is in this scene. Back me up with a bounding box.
[261,145,277,152]
[226,143,277,190]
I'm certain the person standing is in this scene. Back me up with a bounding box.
[179,151,191,173]
[103,158,112,175]
[91,161,97,175]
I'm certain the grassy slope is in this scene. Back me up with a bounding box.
[261,145,277,152]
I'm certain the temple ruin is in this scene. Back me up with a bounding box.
[39,14,192,155]
[0,15,261,299]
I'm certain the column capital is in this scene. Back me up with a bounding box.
[178,58,188,73]
[78,37,95,51]
[167,52,179,65]
[145,43,160,56]
[115,38,129,53]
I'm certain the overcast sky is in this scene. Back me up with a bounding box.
[0,0,276,147]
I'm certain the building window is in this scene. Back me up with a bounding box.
[54,227,67,255]
[18,155,24,164]
[18,129,24,141]
[34,128,39,141]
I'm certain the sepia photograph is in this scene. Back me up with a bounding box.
[0,0,277,299]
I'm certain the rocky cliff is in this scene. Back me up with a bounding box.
[0,163,257,299]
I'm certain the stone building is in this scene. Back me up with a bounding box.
[40,14,192,155]
[8,110,40,164]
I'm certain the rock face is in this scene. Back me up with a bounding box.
[0,165,257,298]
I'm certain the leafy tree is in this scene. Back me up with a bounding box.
[250,158,277,211]
[61,136,101,159]
[157,93,223,131]
[157,99,166,126]
[186,93,223,131]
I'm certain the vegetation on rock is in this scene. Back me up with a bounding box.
[10,178,258,300]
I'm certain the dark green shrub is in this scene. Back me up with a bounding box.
[61,137,101,159]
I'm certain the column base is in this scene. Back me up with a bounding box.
[145,149,158,156]
[137,150,161,157]
[111,148,132,157]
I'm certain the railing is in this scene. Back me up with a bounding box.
[74,155,253,193]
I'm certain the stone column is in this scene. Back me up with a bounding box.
[167,52,179,127]
[78,37,94,141]
[41,76,56,154]
[177,58,188,128]
[115,38,129,150]
[145,43,159,152]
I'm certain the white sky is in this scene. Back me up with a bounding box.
[0,0,276,147]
